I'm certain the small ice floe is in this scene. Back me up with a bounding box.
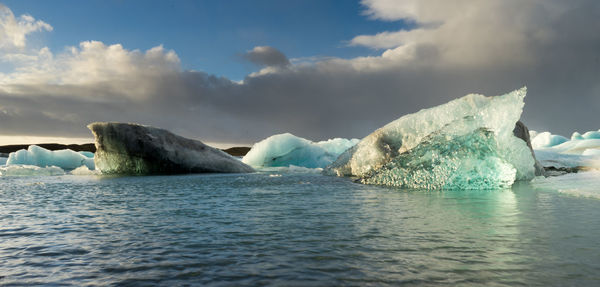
[6,145,94,170]
[532,171,600,199]
[0,165,66,176]
[531,129,600,174]
[242,133,358,169]
[70,165,101,175]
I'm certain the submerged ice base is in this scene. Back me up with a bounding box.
[242,133,359,168]
[88,122,254,175]
[361,127,517,189]
[6,145,95,170]
[326,87,536,189]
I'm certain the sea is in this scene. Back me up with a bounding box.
[1,171,599,286]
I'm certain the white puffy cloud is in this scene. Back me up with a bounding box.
[0,41,180,101]
[0,4,52,50]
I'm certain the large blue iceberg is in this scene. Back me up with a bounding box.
[6,145,95,170]
[325,87,537,189]
[242,133,359,168]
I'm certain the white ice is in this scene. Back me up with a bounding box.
[530,131,568,149]
[326,87,536,189]
[0,165,65,176]
[6,145,95,170]
[70,165,101,175]
[242,133,359,168]
[532,171,600,199]
[530,129,600,168]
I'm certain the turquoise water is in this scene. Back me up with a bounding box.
[1,172,599,286]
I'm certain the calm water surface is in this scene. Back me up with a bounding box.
[1,172,599,286]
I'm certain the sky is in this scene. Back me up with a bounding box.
[0,0,599,146]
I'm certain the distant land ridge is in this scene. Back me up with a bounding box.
[0,144,251,157]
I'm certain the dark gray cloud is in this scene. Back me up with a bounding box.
[0,0,599,146]
[242,46,290,67]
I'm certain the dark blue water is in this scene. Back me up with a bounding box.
[1,172,599,286]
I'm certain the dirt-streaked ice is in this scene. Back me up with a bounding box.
[88,122,254,174]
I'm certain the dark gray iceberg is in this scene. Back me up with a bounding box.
[88,122,254,174]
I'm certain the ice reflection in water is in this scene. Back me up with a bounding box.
[0,173,599,286]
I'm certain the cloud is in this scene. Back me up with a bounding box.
[0,4,52,50]
[243,46,290,67]
[0,1,599,145]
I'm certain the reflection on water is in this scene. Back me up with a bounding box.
[0,174,599,286]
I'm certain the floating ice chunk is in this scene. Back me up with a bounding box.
[259,165,324,174]
[582,131,600,139]
[553,139,600,155]
[6,145,95,170]
[361,127,517,189]
[571,132,583,140]
[70,165,101,175]
[533,133,600,155]
[568,130,600,140]
[532,171,600,199]
[0,157,6,166]
[531,134,600,175]
[88,122,254,174]
[326,87,536,189]
[530,132,568,149]
[0,165,65,176]
[531,129,600,172]
[529,130,538,139]
[582,149,600,156]
[242,133,359,168]
[534,150,597,168]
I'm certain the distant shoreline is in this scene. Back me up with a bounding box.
[0,144,250,157]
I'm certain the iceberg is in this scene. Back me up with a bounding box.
[530,129,600,154]
[529,129,600,172]
[6,145,95,170]
[530,132,568,149]
[242,133,359,168]
[325,87,537,189]
[88,122,255,174]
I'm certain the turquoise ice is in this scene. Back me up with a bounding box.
[242,133,359,168]
[326,87,536,189]
[530,129,600,168]
[6,145,95,170]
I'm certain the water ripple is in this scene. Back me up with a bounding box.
[0,174,599,286]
